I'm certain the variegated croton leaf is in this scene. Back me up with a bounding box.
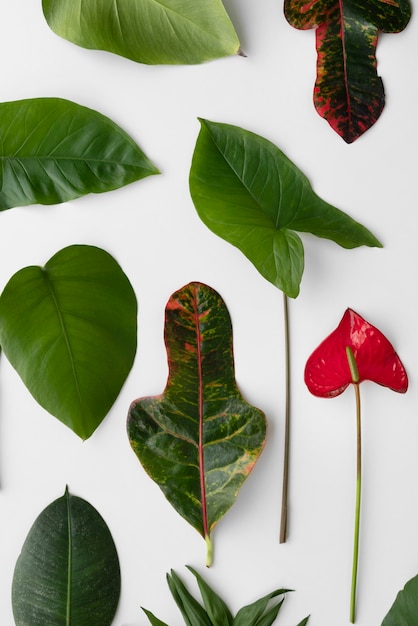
[284,0,411,142]
[127,282,266,566]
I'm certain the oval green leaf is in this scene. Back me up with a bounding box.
[0,97,159,210]
[381,573,418,625]
[12,487,121,626]
[42,0,240,65]
[189,119,382,298]
[128,282,266,565]
[0,245,137,439]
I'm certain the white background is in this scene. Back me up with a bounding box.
[1,1,417,625]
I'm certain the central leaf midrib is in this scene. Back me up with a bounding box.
[1,155,139,166]
[43,270,84,416]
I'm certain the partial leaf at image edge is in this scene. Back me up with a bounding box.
[381,573,418,625]
[42,0,241,65]
[128,282,266,565]
[189,119,382,298]
[0,97,159,210]
[0,244,137,440]
[12,487,121,626]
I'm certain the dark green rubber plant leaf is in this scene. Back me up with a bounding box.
[0,244,137,440]
[128,282,266,566]
[381,573,418,625]
[143,567,310,626]
[12,487,121,626]
[284,0,411,143]
[0,97,159,210]
[42,0,241,65]
[189,119,382,298]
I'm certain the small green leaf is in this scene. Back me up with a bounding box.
[42,0,240,65]
[189,119,382,297]
[128,282,266,564]
[187,565,233,626]
[0,97,159,210]
[142,607,170,626]
[12,487,120,626]
[296,618,310,626]
[0,244,137,439]
[233,589,289,626]
[381,573,418,625]
[167,570,213,626]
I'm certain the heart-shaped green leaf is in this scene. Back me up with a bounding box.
[12,487,121,626]
[284,0,411,142]
[0,244,137,439]
[189,119,382,297]
[0,97,159,210]
[381,573,418,625]
[128,282,266,565]
[42,0,240,65]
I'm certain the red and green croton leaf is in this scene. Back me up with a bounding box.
[127,282,266,566]
[284,0,411,142]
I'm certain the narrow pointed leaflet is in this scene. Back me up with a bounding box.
[305,308,408,622]
[42,0,241,65]
[128,282,266,566]
[189,118,382,542]
[284,0,411,142]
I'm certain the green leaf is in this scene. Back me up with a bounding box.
[381,573,418,625]
[12,487,120,626]
[0,97,159,210]
[128,282,266,564]
[284,0,411,142]
[166,570,213,626]
[142,607,170,626]
[296,618,310,626]
[0,244,137,440]
[42,0,240,65]
[187,565,233,626]
[189,119,382,297]
[233,589,289,626]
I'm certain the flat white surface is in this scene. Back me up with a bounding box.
[1,2,417,625]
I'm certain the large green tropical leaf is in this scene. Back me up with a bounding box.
[189,119,382,298]
[381,573,418,625]
[128,282,266,565]
[0,97,159,210]
[42,0,240,65]
[12,487,121,626]
[0,245,137,440]
[284,0,411,143]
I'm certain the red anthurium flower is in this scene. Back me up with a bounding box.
[305,308,408,398]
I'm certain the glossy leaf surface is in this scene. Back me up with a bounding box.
[382,573,418,625]
[42,0,240,65]
[12,487,120,626]
[190,119,382,297]
[128,282,266,563]
[285,0,411,143]
[305,308,408,398]
[0,245,137,439]
[0,97,159,210]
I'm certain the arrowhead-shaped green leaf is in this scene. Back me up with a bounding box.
[284,0,411,142]
[189,119,382,297]
[12,487,121,626]
[42,0,240,65]
[381,573,418,625]
[128,282,266,564]
[0,97,159,210]
[0,245,137,439]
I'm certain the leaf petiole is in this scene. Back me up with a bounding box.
[280,293,291,543]
[205,534,213,568]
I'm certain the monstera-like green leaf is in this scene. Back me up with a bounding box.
[42,0,241,65]
[190,119,382,298]
[284,0,411,142]
[128,282,266,566]
[381,574,418,625]
[0,245,137,439]
[0,97,159,210]
[12,487,121,626]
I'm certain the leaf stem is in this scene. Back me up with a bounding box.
[205,534,213,568]
[350,381,362,623]
[280,293,291,543]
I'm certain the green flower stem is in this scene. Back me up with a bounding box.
[280,293,291,543]
[205,534,213,568]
